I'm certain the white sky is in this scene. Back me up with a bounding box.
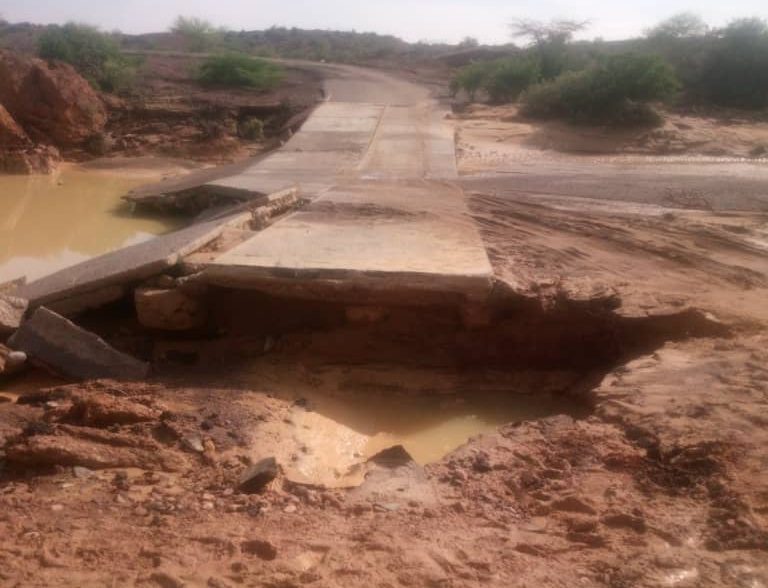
[0,0,766,44]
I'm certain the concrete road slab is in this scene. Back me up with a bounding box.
[17,212,250,312]
[206,180,493,304]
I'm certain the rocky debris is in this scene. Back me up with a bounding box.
[134,287,208,331]
[65,393,161,427]
[239,457,279,494]
[0,49,106,149]
[0,343,27,376]
[0,144,61,174]
[8,307,149,380]
[3,424,186,471]
[348,445,438,507]
[0,102,29,147]
[0,293,27,336]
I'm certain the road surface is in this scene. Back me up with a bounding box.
[205,63,494,306]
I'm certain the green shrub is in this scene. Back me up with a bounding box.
[452,57,540,103]
[451,61,495,101]
[38,23,136,92]
[521,53,679,125]
[695,18,768,109]
[197,53,282,89]
[238,117,264,141]
[484,58,541,103]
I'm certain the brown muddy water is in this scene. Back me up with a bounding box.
[0,169,182,283]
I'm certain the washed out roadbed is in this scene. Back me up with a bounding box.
[1,188,767,587]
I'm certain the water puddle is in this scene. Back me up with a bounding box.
[0,168,182,283]
[237,364,588,487]
[302,389,585,465]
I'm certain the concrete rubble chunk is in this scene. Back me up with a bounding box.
[134,287,208,331]
[8,307,149,381]
[239,457,279,494]
[0,294,27,336]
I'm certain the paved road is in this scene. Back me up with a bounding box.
[205,64,493,306]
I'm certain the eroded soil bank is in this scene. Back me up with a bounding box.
[1,240,765,587]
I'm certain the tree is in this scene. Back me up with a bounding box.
[509,18,589,79]
[170,16,220,52]
[459,36,480,48]
[696,18,768,108]
[646,13,708,40]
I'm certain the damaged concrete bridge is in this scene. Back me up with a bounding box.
[21,63,493,319]
[195,63,493,307]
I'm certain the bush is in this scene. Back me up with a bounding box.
[451,57,540,103]
[695,18,768,109]
[197,53,282,89]
[450,61,494,101]
[238,117,264,141]
[38,23,136,92]
[171,16,220,53]
[484,58,541,103]
[521,53,679,125]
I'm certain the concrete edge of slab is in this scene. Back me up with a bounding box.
[204,264,494,306]
[18,211,253,313]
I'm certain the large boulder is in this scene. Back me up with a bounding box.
[0,50,107,148]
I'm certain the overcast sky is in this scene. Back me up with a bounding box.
[1,0,766,44]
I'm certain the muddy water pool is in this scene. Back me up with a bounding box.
[0,169,182,283]
[234,363,590,486]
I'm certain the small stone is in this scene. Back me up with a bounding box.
[238,457,279,494]
[201,501,215,511]
[472,451,492,473]
[241,539,278,560]
[73,466,94,480]
[283,504,297,514]
[182,435,205,453]
[551,496,598,516]
[50,504,64,512]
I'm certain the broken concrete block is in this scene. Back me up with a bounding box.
[134,287,207,331]
[0,294,28,337]
[8,307,149,381]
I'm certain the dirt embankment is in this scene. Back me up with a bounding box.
[102,53,324,164]
[0,49,105,173]
[0,49,325,175]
